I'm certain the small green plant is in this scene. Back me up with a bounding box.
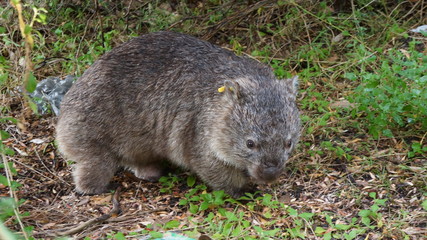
[358,192,387,229]
[408,141,427,158]
[285,207,315,239]
[162,220,180,230]
[320,141,352,160]
[202,210,252,239]
[106,231,126,240]
[346,40,427,138]
[0,119,19,198]
[1,117,31,239]
[316,213,364,240]
[179,189,227,214]
[158,174,180,194]
[131,224,164,239]
[422,199,427,211]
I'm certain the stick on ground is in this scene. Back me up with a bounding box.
[55,187,122,237]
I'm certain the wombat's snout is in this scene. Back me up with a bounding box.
[250,163,283,184]
[263,166,281,181]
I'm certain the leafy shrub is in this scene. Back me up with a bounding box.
[346,40,427,138]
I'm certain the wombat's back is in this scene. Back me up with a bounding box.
[60,31,274,113]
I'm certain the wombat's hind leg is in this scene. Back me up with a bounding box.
[132,163,164,182]
[73,161,118,195]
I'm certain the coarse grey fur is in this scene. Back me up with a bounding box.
[56,31,301,197]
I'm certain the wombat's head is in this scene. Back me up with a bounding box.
[211,76,300,184]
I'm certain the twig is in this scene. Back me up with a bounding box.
[33,150,71,186]
[94,0,105,51]
[399,0,423,21]
[55,187,122,236]
[34,57,70,70]
[203,0,276,40]
[35,206,169,238]
[291,0,374,52]
[420,131,427,146]
[123,0,135,18]
[9,157,60,184]
[105,208,168,223]
[75,9,96,70]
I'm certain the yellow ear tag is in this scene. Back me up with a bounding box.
[218,86,226,93]
[218,86,234,93]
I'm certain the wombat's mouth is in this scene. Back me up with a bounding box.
[248,166,282,184]
[242,169,251,178]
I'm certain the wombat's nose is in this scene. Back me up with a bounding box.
[261,166,281,182]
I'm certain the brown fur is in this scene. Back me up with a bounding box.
[56,31,301,197]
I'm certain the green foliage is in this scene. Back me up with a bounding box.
[186,175,196,187]
[202,210,252,239]
[286,207,313,238]
[0,119,17,160]
[0,44,10,90]
[24,72,37,93]
[318,214,362,240]
[357,193,387,229]
[422,199,427,211]
[408,141,427,158]
[158,174,180,194]
[163,220,180,229]
[179,186,228,214]
[0,118,25,232]
[112,232,125,240]
[346,41,427,138]
[320,141,352,160]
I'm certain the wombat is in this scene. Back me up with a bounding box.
[56,31,301,197]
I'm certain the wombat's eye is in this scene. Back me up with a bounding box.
[246,139,255,149]
[285,140,292,149]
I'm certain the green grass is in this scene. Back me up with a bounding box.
[1,0,426,239]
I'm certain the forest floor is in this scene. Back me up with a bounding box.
[1,1,426,239]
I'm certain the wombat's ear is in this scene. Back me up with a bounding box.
[221,80,243,100]
[281,76,299,98]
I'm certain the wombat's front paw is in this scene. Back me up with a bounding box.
[75,182,111,195]
[73,163,117,195]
